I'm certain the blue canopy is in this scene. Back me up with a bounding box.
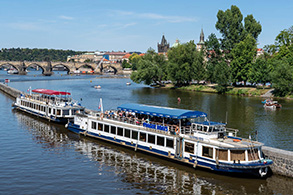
[117,103,207,119]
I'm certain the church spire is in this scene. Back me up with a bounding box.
[199,28,204,43]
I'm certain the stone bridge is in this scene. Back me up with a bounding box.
[0,61,123,75]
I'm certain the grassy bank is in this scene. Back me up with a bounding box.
[166,84,272,97]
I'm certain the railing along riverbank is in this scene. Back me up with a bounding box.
[0,82,292,178]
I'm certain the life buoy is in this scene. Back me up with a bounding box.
[100,113,103,119]
[175,126,180,135]
[259,167,268,177]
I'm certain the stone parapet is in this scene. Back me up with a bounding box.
[262,146,293,178]
[0,83,22,98]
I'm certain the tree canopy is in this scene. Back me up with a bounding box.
[167,41,205,86]
[0,48,83,62]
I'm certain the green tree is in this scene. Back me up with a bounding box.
[230,34,257,86]
[270,61,293,96]
[167,41,205,86]
[122,59,131,69]
[214,61,231,93]
[244,14,262,40]
[130,49,167,85]
[249,55,271,88]
[216,5,261,60]
[128,53,141,70]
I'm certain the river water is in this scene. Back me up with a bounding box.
[0,71,292,194]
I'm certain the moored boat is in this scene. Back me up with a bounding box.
[66,102,272,177]
[13,88,84,124]
[263,99,282,109]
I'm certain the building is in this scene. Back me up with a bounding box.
[197,28,205,51]
[158,35,170,53]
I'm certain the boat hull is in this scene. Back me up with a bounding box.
[66,122,272,177]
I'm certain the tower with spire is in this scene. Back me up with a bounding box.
[157,35,170,53]
[197,28,205,50]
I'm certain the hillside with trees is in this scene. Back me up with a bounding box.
[0,48,83,62]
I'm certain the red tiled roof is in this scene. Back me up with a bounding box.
[122,53,132,58]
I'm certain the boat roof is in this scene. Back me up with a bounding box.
[117,103,207,119]
[32,89,71,96]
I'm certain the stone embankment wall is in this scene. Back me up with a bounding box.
[0,83,22,98]
[263,146,293,178]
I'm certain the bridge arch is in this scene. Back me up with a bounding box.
[26,63,45,74]
[101,64,118,74]
[52,63,71,74]
[0,62,20,72]
[75,63,95,73]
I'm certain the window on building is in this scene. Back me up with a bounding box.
[157,136,164,146]
[148,134,155,144]
[166,138,174,148]
[202,146,213,158]
[139,132,146,142]
[184,142,194,154]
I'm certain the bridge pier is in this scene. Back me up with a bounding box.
[43,71,54,76]
[18,71,27,75]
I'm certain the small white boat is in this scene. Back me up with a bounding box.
[7,69,18,74]
[126,82,131,86]
[94,85,101,89]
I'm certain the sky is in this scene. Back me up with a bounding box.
[0,0,292,52]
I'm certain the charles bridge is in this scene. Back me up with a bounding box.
[0,60,123,75]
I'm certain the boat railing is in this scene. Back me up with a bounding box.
[23,93,77,107]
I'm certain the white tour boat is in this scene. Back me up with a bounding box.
[66,103,272,177]
[13,88,84,124]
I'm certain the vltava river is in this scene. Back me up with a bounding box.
[0,72,292,194]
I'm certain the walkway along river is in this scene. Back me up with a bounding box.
[0,75,292,194]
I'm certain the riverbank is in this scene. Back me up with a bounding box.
[160,84,293,98]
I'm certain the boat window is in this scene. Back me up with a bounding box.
[139,132,146,142]
[111,126,116,134]
[148,134,155,144]
[91,121,97,130]
[185,142,194,154]
[230,150,245,161]
[53,109,56,115]
[216,149,228,161]
[117,127,123,136]
[132,130,138,140]
[248,149,259,161]
[202,146,213,158]
[157,136,164,146]
[57,109,61,115]
[104,124,109,133]
[166,138,174,148]
[125,129,130,138]
[197,125,203,131]
[98,123,103,131]
[203,126,208,132]
[63,109,69,116]
[49,108,52,114]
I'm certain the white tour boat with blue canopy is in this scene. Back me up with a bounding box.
[66,102,273,177]
[13,88,84,124]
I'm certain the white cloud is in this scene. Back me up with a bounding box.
[59,15,74,20]
[111,10,198,23]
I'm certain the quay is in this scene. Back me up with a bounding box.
[1,82,292,178]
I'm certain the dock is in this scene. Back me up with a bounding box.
[0,82,292,178]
